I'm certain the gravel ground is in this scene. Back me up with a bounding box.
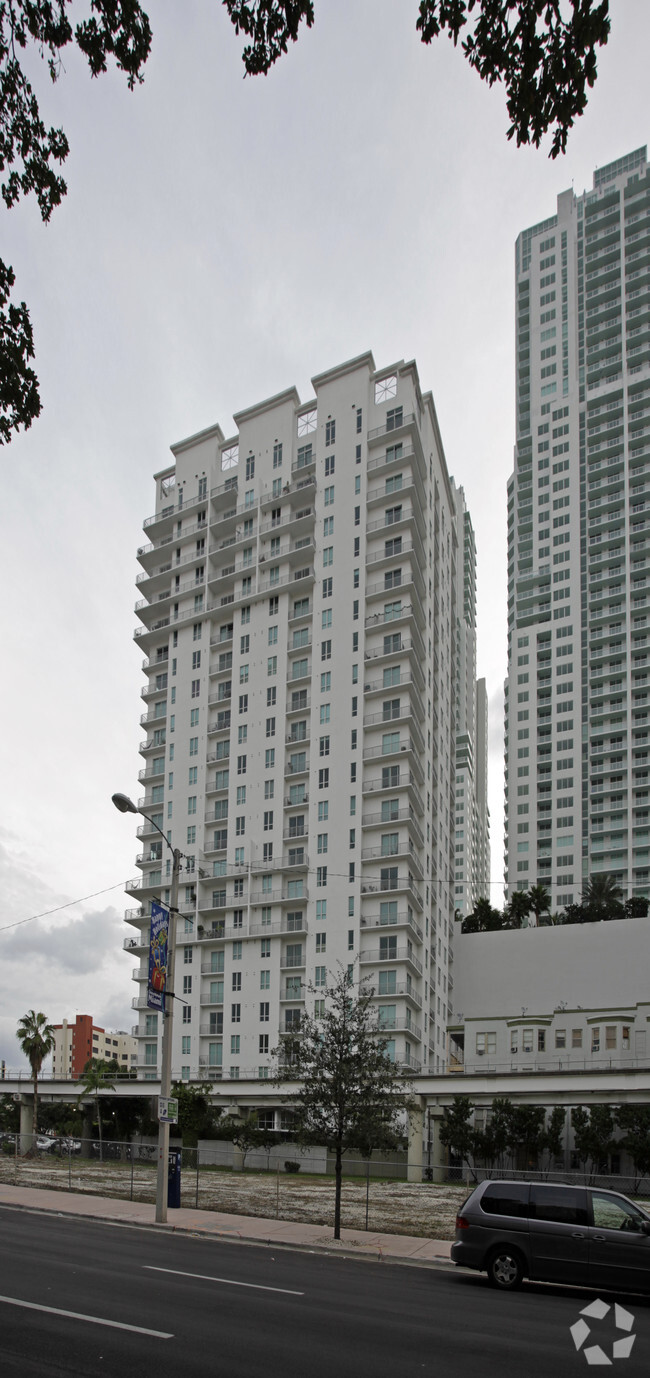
[0,1154,467,1238]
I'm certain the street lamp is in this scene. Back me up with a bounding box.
[112,791,182,1224]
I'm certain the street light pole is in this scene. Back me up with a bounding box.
[155,840,181,1224]
[112,792,182,1225]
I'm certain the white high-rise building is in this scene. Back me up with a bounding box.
[504,146,650,907]
[450,481,490,914]
[125,352,462,1084]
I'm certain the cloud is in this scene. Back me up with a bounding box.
[2,907,123,975]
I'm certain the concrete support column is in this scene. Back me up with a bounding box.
[407,1096,425,1183]
[19,1097,34,1155]
[425,1107,448,1181]
[80,1102,94,1158]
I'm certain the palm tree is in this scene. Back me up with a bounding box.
[528,884,551,926]
[77,1059,116,1161]
[504,889,532,929]
[16,1010,55,1140]
[582,872,624,920]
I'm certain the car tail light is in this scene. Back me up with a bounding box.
[455,1214,469,1230]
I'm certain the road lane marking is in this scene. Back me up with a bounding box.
[0,1294,172,1338]
[144,1265,303,1296]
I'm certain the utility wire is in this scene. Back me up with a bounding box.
[0,880,136,935]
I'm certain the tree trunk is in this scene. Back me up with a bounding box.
[32,1072,38,1142]
[97,1096,103,1163]
[333,1145,343,1240]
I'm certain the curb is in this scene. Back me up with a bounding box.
[0,1198,454,1271]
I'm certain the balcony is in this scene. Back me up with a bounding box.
[360,909,423,942]
[208,712,231,736]
[284,756,309,778]
[123,935,146,953]
[359,945,423,975]
[360,873,423,909]
[362,772,425,813]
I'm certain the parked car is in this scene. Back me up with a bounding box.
[54,1137,82,1153]
[35,1136,56,1152]
[451,1180,650,1293]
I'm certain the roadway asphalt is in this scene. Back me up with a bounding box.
[0,1207,648,1377]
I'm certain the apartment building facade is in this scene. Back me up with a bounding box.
[504,146,650,905]
[51,1016,137,1080]
[450,481,490,914]
[125,352,460,1084]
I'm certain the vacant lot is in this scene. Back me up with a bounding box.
[0,1153,467,1238]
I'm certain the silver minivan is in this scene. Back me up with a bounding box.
[451,1180,650,1292]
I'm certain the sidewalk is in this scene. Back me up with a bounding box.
[0,1182,453,1267]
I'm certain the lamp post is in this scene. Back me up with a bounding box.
[113,791,182,1224]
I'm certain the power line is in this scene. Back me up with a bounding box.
[0,880,135,935]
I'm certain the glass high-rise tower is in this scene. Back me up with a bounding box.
[505,146,650,908]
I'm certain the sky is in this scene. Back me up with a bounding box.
[1,0,648,1072]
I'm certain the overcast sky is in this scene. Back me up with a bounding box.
[1,0,648,1072]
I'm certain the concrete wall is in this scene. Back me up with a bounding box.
[453,916,649,1015]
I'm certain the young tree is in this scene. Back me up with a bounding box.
[540,1105,566,1176]
[507,1104,546,1169]
[219,1111,276,1169]
[0,1,152,443]
[438,1095,477,1180]
[571,1104,615,1181]
[16,1009,55,1137]
[170,1081,223,1148]
[616,1105,650,1193]
[224,1,610,157]
[274,968,411,1239]
[77,1058,116,1161]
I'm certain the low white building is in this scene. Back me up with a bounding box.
[449,916,650,1076]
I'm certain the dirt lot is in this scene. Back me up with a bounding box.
[0,1153,467,1239]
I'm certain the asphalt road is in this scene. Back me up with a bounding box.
[0,1207,648,1378]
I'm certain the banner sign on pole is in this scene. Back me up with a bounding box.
[147,901,169,1013]
[158,1097,179,1124]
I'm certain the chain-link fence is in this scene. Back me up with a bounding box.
[1,1134,648,1239]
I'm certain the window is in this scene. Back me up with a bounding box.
[239,694,248,713]
[317,833,328,853]
[591,1027,600,1054]
[237,754,246,775]
[315,966,326,987]
[261,938,271,958]
[192,650,201,670]
[317,866,327,886]
[264,810,273,831]
[529,1186,587,1226]
[324,485,335,506]
[260,1002,270,1022]
[187,796,197,814]
[266,717,276,738]
[325,455,335,476]
[555,1029,566,1049]
[321,639,332,660]
[323,515,333,536]
[190,708,199,727]
[321,672,331,693]
[322,577,332,598]
[325,418,336,445]
[319,735,330,757]
[319,768,329,789]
